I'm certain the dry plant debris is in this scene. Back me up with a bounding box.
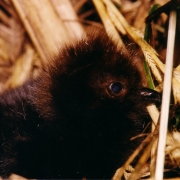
[1,0,180,179]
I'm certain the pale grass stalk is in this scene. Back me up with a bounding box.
[106,7,126,35]
[155,6,177,180]
[147,105,160,178]
[51,0,84,38]
[12,0,69,64]
[4,42,36,90]
[147,105,160,128]
[92,0,124,46]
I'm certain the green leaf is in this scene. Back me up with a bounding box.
[143,4,160,90]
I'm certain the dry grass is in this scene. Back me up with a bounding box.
[0,0,180,179]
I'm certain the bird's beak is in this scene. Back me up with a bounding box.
[139,88,161,104]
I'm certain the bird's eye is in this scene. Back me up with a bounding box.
[109,82,123,94]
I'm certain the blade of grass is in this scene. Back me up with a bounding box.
[143,4,159,90]
[155,1,177,179]
[92,0,124,46]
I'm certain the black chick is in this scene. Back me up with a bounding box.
[0,30,160,179]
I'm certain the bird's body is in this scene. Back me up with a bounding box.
[0,30,160,179]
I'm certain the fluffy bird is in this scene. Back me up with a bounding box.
[0,30,160,179]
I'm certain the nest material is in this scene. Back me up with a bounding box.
[0,0,84,93]
[1,0,180,179]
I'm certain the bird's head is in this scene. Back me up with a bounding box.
[33,30,161,136]
[42,30,161,121]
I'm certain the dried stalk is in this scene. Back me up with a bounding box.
[51,0,84,38]
[92,0,124,46]
[11,0,69,64]
[155,3,177,179]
